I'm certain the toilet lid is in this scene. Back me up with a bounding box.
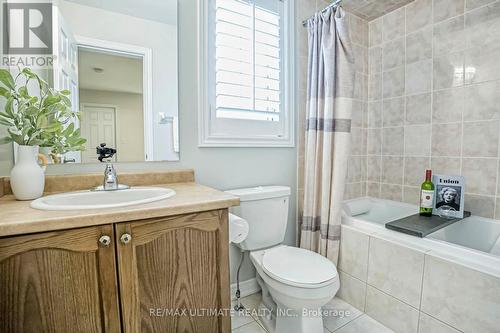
[262,246,338,287]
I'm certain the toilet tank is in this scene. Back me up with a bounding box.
[225,186,290,251]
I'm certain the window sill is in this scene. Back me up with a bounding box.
[198,136,295,148]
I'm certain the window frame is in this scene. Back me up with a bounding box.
[198,0,295,147]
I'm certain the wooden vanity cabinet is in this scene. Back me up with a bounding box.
[0,224,121,333]
[116,210,231,333]
[0,210,231,333]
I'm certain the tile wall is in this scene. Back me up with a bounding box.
[344,15,369,201]
[366,0,500,218]
[297,0,500,223]
[343,0,414,21]
[338,224,500,333]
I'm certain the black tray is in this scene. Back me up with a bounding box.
[385,211,471,238]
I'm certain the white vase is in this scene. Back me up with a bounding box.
[10,145,46,200]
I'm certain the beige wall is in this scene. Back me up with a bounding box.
[366,0,500,219]
[79,89,145,162]
[0,0,298,285]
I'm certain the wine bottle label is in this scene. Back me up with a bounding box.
[420,190,434,208]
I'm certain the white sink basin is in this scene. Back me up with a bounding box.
[30,187,176,211]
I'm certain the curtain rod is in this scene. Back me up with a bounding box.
[301,0,343,27]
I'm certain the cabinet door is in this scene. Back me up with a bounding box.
[0,225,121,333]
[116,210,231,333]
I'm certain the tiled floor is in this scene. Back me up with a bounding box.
[231,293,394,333]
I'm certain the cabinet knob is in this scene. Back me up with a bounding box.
[99,235,111,247]
[120,233,132,244]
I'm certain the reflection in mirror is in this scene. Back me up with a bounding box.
[78,48,146,163]
[10,0,179,164]
[64,0,179,163]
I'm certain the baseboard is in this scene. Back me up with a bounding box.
[230,278,261,300]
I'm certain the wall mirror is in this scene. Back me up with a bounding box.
[13,0,179,164]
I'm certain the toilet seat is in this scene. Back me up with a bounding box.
[261,246,338,289]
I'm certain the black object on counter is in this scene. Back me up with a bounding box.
[385,211,471,238]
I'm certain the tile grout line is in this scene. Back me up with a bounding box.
[369,118,500,128]
[416,253,428,333]
[337,269,368,310]
[363,29,369,198]
[376,183,497,201]
[329,306,364,333]
[416,256,468,333]
[378,16,384,199]
[330,313,365,333]
[364,0,499,38]
[458,0,466,182]
[363,236,372,313]
[233,319,262,333]
[401,2,407,201]
[369,20,378,195]
[430,77,500,93]
[254,317,268,333]
[429,0,435,178]
[419,309,466,333]
[495,150,500,218]
[366,282,421,312]
[370,154,498,160]
[390,0,497,32]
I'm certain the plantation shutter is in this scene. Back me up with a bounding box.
[214,0,282,122]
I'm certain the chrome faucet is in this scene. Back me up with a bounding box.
[103,164,119,190]
[94,143,129,191]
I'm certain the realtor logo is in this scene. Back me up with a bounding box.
[2,2,52,55]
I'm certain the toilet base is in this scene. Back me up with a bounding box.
[255,275,325,333]
[257,302,324,333]
[275,304,324,333]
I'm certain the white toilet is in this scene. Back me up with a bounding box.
[226,186,339,333]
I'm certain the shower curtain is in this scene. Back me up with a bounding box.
[299,7,354,264]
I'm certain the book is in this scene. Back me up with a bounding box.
[432,174,465,219]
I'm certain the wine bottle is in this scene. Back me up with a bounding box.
[420,170,435,216]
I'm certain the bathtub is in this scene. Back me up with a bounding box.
[339,197,500,332]
[342,197,500,277]
[430,216,500,255]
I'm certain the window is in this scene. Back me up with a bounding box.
[199,0,294,147]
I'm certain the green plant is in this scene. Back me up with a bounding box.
[0,67,86,152]
[44,122,86,155]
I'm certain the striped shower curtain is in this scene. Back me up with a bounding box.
[299,7,355,264]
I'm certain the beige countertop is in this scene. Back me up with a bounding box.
[0,182,240,238]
